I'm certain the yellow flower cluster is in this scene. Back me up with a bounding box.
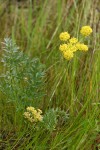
[69,37,78,44]
[59,32,70,41]
[59,35,78,60]
[80,26,92,36]
[59,44,68,52]
[24,106,43,123]
[59,26,92,60]
[63,50,74,60]
[76,43,88,51]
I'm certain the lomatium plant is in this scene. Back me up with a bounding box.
[0,38,45,110]
[59,26,92,60]
[0,38,69,132]
[23,107,69,132]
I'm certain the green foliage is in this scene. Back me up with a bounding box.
[41,108,69,132]
[0,38,45,109]
[42,109,58,132]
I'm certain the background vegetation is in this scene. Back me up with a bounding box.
[0,0,100,149]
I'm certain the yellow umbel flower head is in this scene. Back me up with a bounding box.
[59,43,78,53]
[24,106,43,123]
[69,37,78,44]
[59,32,70,41]
[63,50,74,60]
[80,26,92,36]
[76,43,88,51]
[59,44,68,52]
[66,43,78,52]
